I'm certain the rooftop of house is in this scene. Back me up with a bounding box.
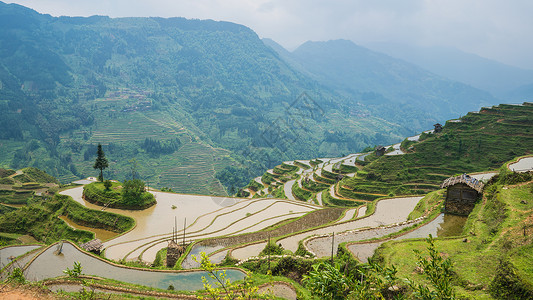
[440,174,484,193]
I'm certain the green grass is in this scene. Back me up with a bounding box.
[21,167,59,184]
[246,179,264,192]
[273,164,298,175]
[407,190,444,220]
[334,164,358,174]
[336,186,386,201]
[61,194,135,232]
[89,110,186,144]
[261,172,276,185]
[322,189,364,207]
[157,143,228,196]
[294,161,311,169]
[301,178,329,192]
[321,169,340,180]
[309,159,323,167]
[0,190,34,204]
[312,173,335,185]
[0,232,21,241]
[0,168,16,178]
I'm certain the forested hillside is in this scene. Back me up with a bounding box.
[0,2,498,195]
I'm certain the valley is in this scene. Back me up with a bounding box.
[1,1,533,299]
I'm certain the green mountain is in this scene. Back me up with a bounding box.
[265,39,498,129]
[0,2,414,194]
[0,2,505,195]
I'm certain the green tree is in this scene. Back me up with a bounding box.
[121,179,146,206]
[103,180,112,191]
[93,143,108,182]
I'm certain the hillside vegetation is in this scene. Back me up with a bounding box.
[83,180,156,210]
[344,103,533,197]
[0,2,501,195]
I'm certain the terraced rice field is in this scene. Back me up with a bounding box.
[90,111,185,144]
[61,186,318,263]
[158,143,227,196]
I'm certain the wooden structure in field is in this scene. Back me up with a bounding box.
[375,145,386,157]
[434,123,443,133]
[80,239,103,254]
[441,174,484,215]
[166,217,186,268]
[166,240,184,268]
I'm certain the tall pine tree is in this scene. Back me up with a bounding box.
[93,143,109,182]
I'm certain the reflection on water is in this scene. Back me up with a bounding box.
[348,213,467,262]
[399,214,467,240]
[437,214,468,237]
[24,242,246,291]
[58,216,118,241]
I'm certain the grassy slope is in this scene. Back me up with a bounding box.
[343,103,533,196]
[375,171,533,298]
[58,95,234,195]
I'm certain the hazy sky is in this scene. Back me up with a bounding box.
[6,0,533,69]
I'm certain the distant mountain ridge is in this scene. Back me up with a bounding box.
[265,39,497,118]
[365,42,533,99]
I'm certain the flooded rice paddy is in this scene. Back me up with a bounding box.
[24,242,245,291]
[229,197,422,259]
[508,156,533,172]
[58,216,118,241]
[0,245,42,271]
[347,213,467,262]
[60,186,318,263]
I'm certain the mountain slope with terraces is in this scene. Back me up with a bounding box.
[242,102,533,203]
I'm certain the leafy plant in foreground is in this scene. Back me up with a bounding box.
[407,235,455,300]
[303,259,399,300]
[7,267,26,284]
[63,261,83,278]
[193,252,265,299]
